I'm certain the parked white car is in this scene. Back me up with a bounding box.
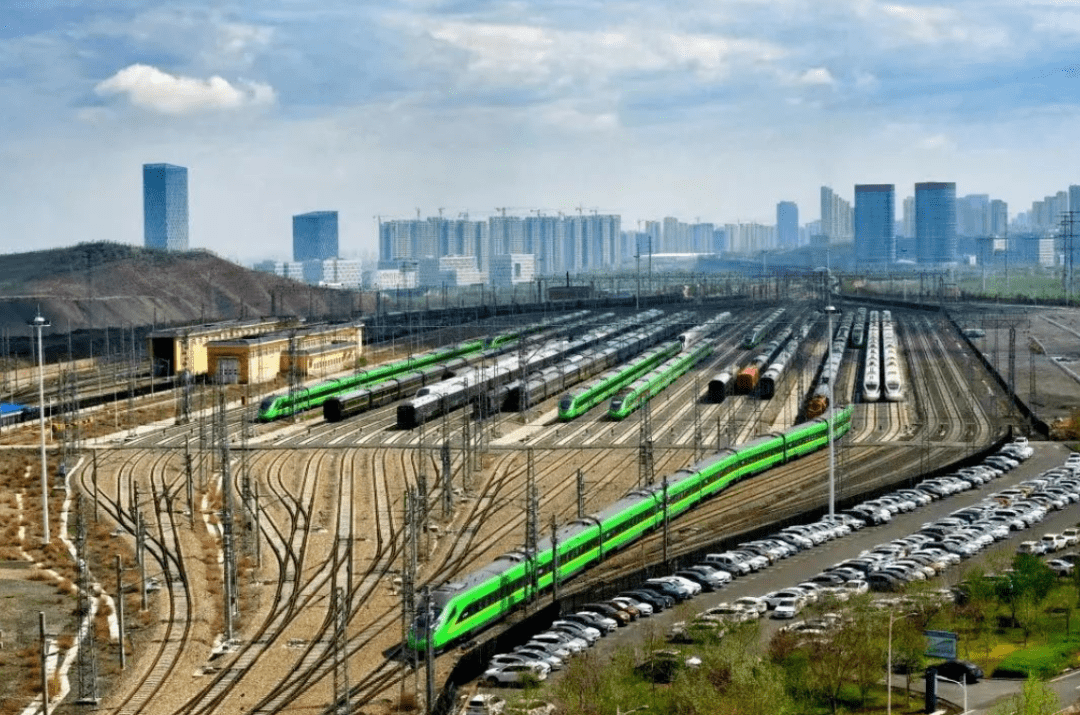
[482,662,549,687]
[771,598,800,619]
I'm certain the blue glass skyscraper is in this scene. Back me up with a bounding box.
[293,211,339,261]
[915,182,957,263]
[776,201,798,248]
[143,163,189,251]
[854,184,895,265]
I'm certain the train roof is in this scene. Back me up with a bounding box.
[433,519,599,603]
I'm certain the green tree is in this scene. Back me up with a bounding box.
[990,675,1059,715]
[1011,553,1057,604]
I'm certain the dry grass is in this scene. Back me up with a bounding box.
[26,568,52,582]
[56,578,76,596]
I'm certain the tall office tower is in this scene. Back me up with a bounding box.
[820,186,853,242]
[820,186,836,241]
[143,163,189,251]
[1070,185,1080,214]
[915,182,957,263]
[990,200,1008,236]
[776,201,798,248]
[957,195,990,237]
[902,196,915,237]
[854,184,895,265]
[644,221,662,257]
[292,211,339,261]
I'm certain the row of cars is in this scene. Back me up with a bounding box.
[806,439,1054,595]
[480,576,704,686]
[673,439,1041,634]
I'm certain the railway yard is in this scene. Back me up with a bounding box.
[2,295,1079,715]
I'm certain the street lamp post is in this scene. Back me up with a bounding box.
[935,674,967,714]
[30,311,51,545]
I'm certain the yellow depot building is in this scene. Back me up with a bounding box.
[149,319,363,385]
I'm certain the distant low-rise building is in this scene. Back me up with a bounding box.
[490,254,536,286]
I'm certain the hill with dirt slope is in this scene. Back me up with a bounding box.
[0,242,366,348]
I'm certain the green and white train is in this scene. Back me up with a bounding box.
[408,404,854,651]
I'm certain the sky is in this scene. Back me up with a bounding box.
[3,0,1080,263]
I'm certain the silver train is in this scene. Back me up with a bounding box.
[396,310,686,427]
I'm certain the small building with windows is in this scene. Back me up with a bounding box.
[149,318,301,377]
[203,322,363,384]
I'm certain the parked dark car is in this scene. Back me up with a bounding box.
[621,589,672,611]
[930,660,983,684]
[638,579,689,602]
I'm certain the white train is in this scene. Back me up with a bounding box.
[863,310,881,402]
[882,310,904,401]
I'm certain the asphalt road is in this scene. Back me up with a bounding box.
[539,440,1080,713]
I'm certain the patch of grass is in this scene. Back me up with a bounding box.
[993,632,1080,679]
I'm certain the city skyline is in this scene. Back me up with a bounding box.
[4,2,1080,262]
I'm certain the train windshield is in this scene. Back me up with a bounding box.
[411,604,443,635]
[558,395,572,411]
[259,396,278,412]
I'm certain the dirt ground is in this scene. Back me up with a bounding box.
[950,303,1080,430]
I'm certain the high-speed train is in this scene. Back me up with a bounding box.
[882,310,904,401]
[863,310,881,402]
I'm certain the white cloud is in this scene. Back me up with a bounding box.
[875,2,1009,49]
[428,21,785,88]
[918,133,955,150]
[798,67,835,85]
[94,64,275,115]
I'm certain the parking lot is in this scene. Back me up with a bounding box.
[470,439,1080,705]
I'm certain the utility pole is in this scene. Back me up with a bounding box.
[693,374,702,460]
[423,587,436,715]
[30,311,50,545]
[576,469,585,520]
[440,441,453,519]
[39,612,49,715]
[115,555,126,670]
[400,490,416,703]
[662,475,669,567]
[332,587,350,715]
[551,515,560,603]
[287,331,300,423]
[525,449,539,601]
[74,498,99,704]
[218,393,238,640]
[1008,325,1017,402]
[638,396,654,488]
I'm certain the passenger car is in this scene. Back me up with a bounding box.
[482,662,549,686]
[930,659,983,684]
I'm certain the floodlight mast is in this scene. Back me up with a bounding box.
[30,311,51,545]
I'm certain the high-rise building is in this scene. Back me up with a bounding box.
[854,185,895,265]
[1070,185,1080,214]
[915,182,957,264]
[820,186,853,243]
[143,163,189,251]
[776,201,798,248]
[990,200,1008,237]
[957,194,990,237]
[292,211,339,262]
[901,196,915,237]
